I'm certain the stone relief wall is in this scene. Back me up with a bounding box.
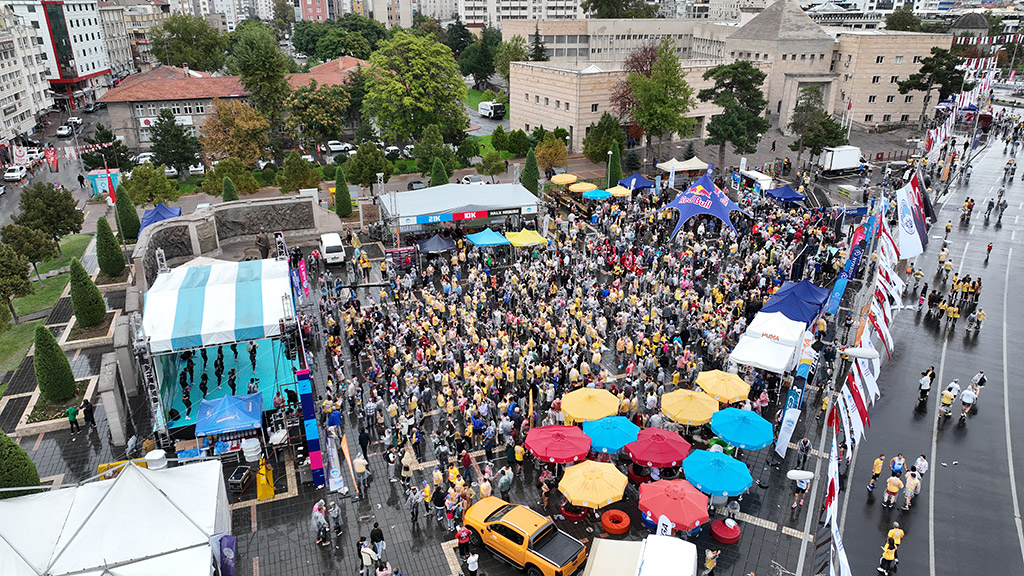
[196,220,218,254]
[215,202,315,240]
[142,225,193,285]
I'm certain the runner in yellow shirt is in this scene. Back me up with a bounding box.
[883,475,904,508]
[868,454,885,491]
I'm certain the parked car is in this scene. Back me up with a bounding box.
[67,116,84,127]
[56,125,74,137]
[4,165,28,182]
[326,140,352,153]
[461,175,484,185]
[402,144,415,159]
[0,183,5,195]
[194,203,212,212]
[134,152,156,164]
[301,153,316,163]
[188,163,205,175]
[407,180,427,190]
[25,149,45,162]
[83,102,106,113]
[384,146,401,160]
[164,166,179,178]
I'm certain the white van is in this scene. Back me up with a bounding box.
[478,101,506,119]
[319,233,346,265]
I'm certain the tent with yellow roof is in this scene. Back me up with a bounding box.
[505,229,549,247]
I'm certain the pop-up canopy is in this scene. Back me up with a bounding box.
[729,334,797,374]
[658,157,708,172]
[505,229,548,247]
[618,173,655,190]
[744,312,806,348]
[142,258,293,354]
[195,393,263,436]
[662,174,747,238]
[416,234,457,253]
[140,203,182,230]
[466,228,510,247]
[766,185,807,203]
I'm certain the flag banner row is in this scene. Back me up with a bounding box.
[954,33,1024,45]
[11,141,113,164]
[959,56,997,70]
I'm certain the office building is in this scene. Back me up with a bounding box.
[0,7,54,142]
[459,0,584,28]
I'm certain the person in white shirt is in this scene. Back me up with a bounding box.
[914,455,929,477]
[918,372,931,401]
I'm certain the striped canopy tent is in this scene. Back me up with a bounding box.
[142,259,294,354]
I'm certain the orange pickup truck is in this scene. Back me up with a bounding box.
[464,497,588,576]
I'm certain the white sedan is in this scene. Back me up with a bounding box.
[326,140,352,153]
[3,165,28,182]
[56,125,74,137]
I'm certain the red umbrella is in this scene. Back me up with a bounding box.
[524,425,592,463]
[639,479,709,530]
[625,428,692,467]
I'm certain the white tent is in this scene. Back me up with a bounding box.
[583,535,698,576]
[0,460,230,576]
[657,157,708,172]
[380,183,540,226]
[142,258,293,354]
[729,333,798,374]
[744,312,806,348]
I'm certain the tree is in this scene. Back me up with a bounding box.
[456,136,481,165]
[581,0,658,18]
[611,42,658,136]
[698,60,770,170]
[494,35,529,83]
[491,124,508,152]
[445,19,473,58]
[682,141,696,160]
[0,430,40,499]
[477,150,505,183]
[285,79,350,148]
[530,24,548,61]
[787,85,848,167]
[582,112,626,164]
[414,125,457,176]
[13,182,83,255]
[0,243,30,323]
[346,143,392,191]
[608,140,623,185]
[222,177,239,201]
[363,32,468,143]
[82,123,134,172]
[344,68,369,127]
[272,0,294,38]
[534,137,567,173]
[70,258,106,328]
[624,150,642,173]
[334,167,352,217]
[899,47,974,128]
[122,163,179,207]
[228,22,292,128]
[315,28,372,61]
[628,39,696,159]
[460,41,495,90]
[199,99,270,167]
[151,13,229,72]
[885,6,921,32]
[1,224,56,286]
[115,190,141,241]
[151,109,200,175]
[95,217,125,277]
[201,158,259,196]
[278,151,323,193]
[507,129,530,156]
[521,149,540,195]
[430,157,449,186]
[34,323,76,402]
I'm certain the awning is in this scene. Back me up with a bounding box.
[745,312,806,348]
[582,539,643,576]
[142,259,294,354]
[505,229,548,247]
[466,228,510,247]
[761,290,824,324]
[658,157,708,172]
[766,185,806,202]
[775,280,830,306]
[140,203,182,230]
[195,393,263,436]
[729,334,797,373]
[618,172,655,190]
[380,183,540,225]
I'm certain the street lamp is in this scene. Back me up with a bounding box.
[607,149,613,188]
[565,135,570,154]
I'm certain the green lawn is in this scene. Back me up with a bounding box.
[13,274,69,317]
[36,234,91,275]
[476,134,516,161]
[464,89,485,110]
[393,159,417,175]
[0,320,44,373]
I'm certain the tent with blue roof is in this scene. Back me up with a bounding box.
[765,185,807,203]
[618,173,655,190]
[140,203,182,230]
[759,291,824,324]
[774,280,829,306]
[195,393,263,436]
[661,174,748,238]
[466,228,510,247]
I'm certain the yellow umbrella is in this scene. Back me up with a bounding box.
[696,370,751,403]
[607,185,632,197]
[505,229,548,247]
[661,389,720,425]
[569,181,598,193]
[551,173,578,185]
[558,460,627,508]
[561,388,619,423]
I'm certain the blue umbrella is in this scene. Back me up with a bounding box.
[582,416,640,454]
[583,189,611,200]
[682,450,753,497]
[709,407,774,450]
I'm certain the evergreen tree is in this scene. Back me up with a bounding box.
[335,167,352,217]
[33,324,76,402]
[0,430,40,500]
[95,217,125,277]
[430,158,449,187]
[521,149,540,195]
[529,24,548,61]
[491,124,508,152]
[0,242,31,323]
[69,258,106,328]
[115,189,141,241]
[222,177,239,201]
[624,150,642,173]
[507,129,530,156]
[608,140,623,185]
[682,141,696,160]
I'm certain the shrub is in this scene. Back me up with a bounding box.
[95,217,125,277]
[222,177,239,201]
[33,324,76,402]
[322,164,337,180]
[69,258,106,328]
[115,189,141,241]
[0,430,40,499]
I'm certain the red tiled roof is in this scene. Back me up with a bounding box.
[308,56,368,74]
[100,66,246,103]
[288,56,368,89]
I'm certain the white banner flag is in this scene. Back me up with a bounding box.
[895,172,928,259]
[774,407,801,459]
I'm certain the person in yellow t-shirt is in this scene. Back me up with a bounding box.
[883,475,904,508]
[868,454,885,491]
[879,537,897,575]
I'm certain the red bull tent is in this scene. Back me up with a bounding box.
[661,174,747,238]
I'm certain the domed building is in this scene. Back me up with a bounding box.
[949,13,990,39]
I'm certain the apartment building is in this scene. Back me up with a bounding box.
[99,2,135,78]
[459,0,584,27]
[299,0,330,21]
[8,0,112,109]
[370,0,411,28]
[0,8,53,143]
[112,0,171,70]
[418,0,456,20]
[501,19,732,63]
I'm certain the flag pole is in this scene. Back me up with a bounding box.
[106,158,129,265]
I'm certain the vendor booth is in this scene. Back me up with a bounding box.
[738,169,773,194]
[766,185,806,203]
[0,460,232,576]
[618,173,655,191]
[729,333,798,373]
[380,183,540,236]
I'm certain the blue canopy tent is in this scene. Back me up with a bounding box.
[765,185,807,203]
[618,173,654,191]
[466,228,510,247]
[194,393,263,436]
[759,291,824,324]
[417,234,457,253]
[661,174,748,238]
[775,280,829,306]
[140,203,182,230]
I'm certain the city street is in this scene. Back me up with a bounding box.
[838,117,1024,576]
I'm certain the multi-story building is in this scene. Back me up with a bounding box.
[8,0,112,110]
[99,2,135,79]
[829,28,952,130]
[254,0,274,19]
[0,7,53,144]
[370,0,411,28]
[502,19,732,63]
[210,0,243,30]
[459,0,585,27]
[204,11,228,32]
[112,0,172,71]
[299,0,329,21]
[805,3,884,31]
[419,0,457,20]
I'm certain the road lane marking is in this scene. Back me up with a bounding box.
[1001,248,1024,568]
[928,336,948,576]
[970,225,975,235]
[957,242,969,276]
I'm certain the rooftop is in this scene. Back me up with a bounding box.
[729,0,833,42]
[287,56,368,90]
[100,66,246,103]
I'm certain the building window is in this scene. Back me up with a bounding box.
[895,56,903,64]
[140,127,150,141]
[886,95,895,103]
[864,114,873,122]
[544,97,549,106]
[194,102,205,114]
[565,102,569,111]
[555,100,560,108]
[871,76,880,84]
[810,54,815,60]
[525,124,530,131]
[147,103,156,116]
[171,103,181,114]
[883,114,891,122]
[524,92,529,101]
[901,114,910,122]
[913,55,922,63]
[535,95,539,103]
[782,54,787,61]
[868,95,877,103]
[134,103,145,116]
[590,103,599,113]
[905,95,913,103]
[800,54,806,60]
[183,102,193,114]
[791,54,796,60]
[890,75,899,83]
[876,56,884,64]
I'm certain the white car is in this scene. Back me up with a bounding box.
[56,125,73,137]
[188,163,205,175]
[0,183,5,195]
[301,153,315,163]
[3,165,27,182]
[164,166,178,178]
[326,140,352,153]
[135,152,156,164]
[461,175,485,185]
[384,145,401,158]
[25,149,44,162]
[403,144,415,158]
[67,116,83,127]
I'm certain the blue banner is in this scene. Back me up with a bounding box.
[825,242,865,315]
